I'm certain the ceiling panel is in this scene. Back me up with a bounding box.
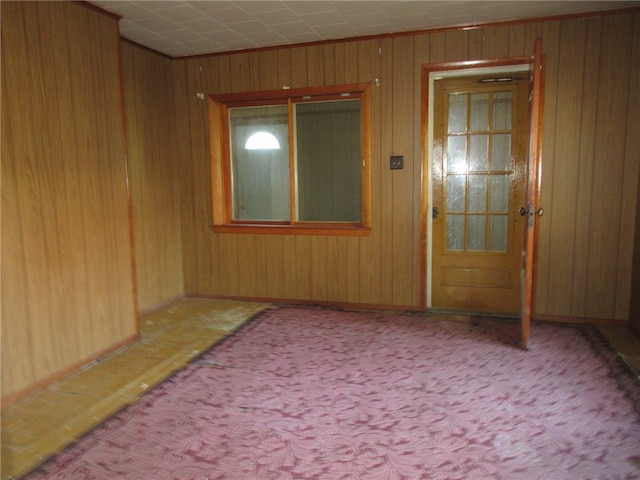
[90,1,639,57]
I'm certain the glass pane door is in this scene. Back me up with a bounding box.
[445,90,513,253]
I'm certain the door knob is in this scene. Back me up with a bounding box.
[519,206,544,216]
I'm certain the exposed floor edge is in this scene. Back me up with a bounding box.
[1,298,271,480]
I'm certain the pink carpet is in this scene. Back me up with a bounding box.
[27,307,640,479]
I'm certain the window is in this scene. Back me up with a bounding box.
[209,83,371,235]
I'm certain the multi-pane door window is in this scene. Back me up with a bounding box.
[209,84,371,236]
[445,90,513,252]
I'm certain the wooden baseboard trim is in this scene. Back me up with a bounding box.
[1,334,139,409]
[187,294,634,328]
[534,313,627,328]
[185,293,419,313]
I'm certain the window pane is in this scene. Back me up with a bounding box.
[468,215,486,251]
[448,93,467,133]
[447,175,466,212]
[470,93,489,131]
[447,135,467,173]
[230,105,290,220]
[489,215,508,252]
[468,175,487,213]
[490,174,509,212]
[492,133,511,171]
[469,134,488,171]
[447,215,464,251]
[296,99,361,222]
[493,91,512,130]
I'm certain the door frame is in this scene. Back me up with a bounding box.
[421,57,532,311]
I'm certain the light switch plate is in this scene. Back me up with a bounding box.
[390,155,404,170]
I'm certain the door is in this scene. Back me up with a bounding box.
[432,73,530,315]
[521,38,545,349]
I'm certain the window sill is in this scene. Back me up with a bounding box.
[212,223,372,237]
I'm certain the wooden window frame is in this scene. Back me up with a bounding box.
[209,83,372,236]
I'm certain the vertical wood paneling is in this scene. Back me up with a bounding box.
[429,31,446,63]
[323,44,336,85]
[173,61,198,294]
[169,10,640,322]
[3,1,637,407]
[1,35,35,392]
[586,14,633,318]
[202,57,223,296]
[571,17,601,317]
[391,36,416,306]
[379,37,395,306]
[190,60,216,294]
[614,12,640,319]
[24,2,67,368]
[67,4,112,355]
[508,23,526,57]
[290,47,307,88]
[445,30,468,62]
[625,12,640,331]
[482,25,510,58]
[545,18,587,315]
[1,1,135,400]
[307,44,324,86]
[121,42,183,312]
[468,29,483,59]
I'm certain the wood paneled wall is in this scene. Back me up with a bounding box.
[1,2,136,401]
[173,10,640,320]
[628,16,640,336]
[120,42,184,312]
[537,12,639,320]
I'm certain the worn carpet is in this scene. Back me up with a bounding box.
[27,306,640,479]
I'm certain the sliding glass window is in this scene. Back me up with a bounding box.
[209,84,371,236]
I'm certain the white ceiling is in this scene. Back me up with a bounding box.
[90,1,639,58]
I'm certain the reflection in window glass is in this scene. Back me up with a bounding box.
[493,91,512,130]
[492,134,511,171]
[447,215,464,250]
[490,174,509,212]
[296,100,361,222]
[469,134,489,171]
[447,175,466,212]
[230,105,290,220]
[468,215,486,251]
[470,93,489,131]
[468,175,487,213]
[448,93,467,133]
[490,215,508,252]
[447,136,467,173]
